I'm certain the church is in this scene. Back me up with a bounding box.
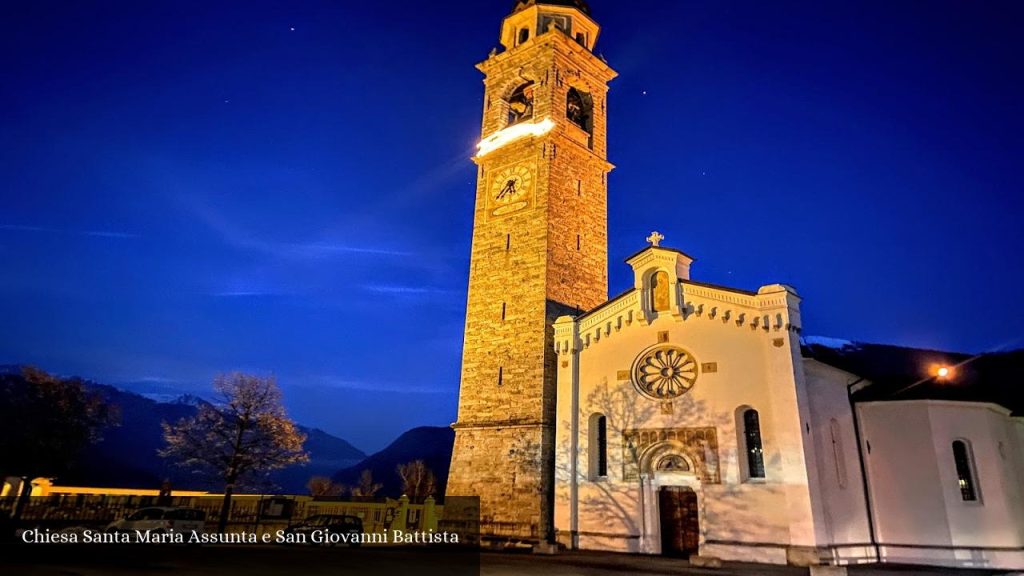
[445,1,1024,571]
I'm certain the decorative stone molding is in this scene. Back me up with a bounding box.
[553,315,580,355]
[622,427,721,484]
[552,266,803,354]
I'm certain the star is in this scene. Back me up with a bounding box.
[289,27,296,31]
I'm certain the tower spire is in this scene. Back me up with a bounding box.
[510,0,592,16]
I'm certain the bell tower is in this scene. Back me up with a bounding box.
[446,0,616,541]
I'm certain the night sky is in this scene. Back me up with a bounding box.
[2,1,1022,451]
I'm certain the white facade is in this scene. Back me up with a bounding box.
[858,400,1024,569]
[551,241,1024,570]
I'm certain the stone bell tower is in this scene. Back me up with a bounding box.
[446,0,617,542]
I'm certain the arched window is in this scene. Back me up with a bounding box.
[741,408,765,480]
[649,270,670,312]
[589,414,608,479]
[566,87,593,133]
[507,82,534,126]
[952,440,979,502]
[518,27,530,45]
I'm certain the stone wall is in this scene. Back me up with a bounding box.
[446,23,616,542]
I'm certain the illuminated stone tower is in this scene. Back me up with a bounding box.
[446,0,616,541]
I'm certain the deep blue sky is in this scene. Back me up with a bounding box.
[2,1,1022,451]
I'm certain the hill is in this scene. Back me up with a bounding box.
[333,426,455,501]
[801,337,1024,414]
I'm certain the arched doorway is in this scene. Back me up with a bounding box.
[658,485,699,557]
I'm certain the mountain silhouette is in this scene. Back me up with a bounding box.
[0,369,366,493]
[1,367,459,496]
[333,426,454,501]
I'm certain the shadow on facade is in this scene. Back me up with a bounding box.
[556,381,785,554]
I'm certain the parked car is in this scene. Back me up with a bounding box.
[106,507,205,536]
[282,514,363,546]
[58,525,93,538]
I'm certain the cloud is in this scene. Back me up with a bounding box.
[183,198,411,260]
[361,284,462,296]
[131,375,184,384]
[0,224,139,239]
[83,230,139,239]
[296,376,448,394]
[281,243,412,258]
[210,290,284,298]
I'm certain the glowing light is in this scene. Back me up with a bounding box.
[476,117,555,157]
[930,364,955,380]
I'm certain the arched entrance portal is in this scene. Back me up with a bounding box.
[658,485,699,557]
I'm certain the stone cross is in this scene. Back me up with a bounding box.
[646,231,664,247]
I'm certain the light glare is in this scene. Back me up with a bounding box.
[476,118,555,157]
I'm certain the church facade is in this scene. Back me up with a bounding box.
[551,244,1024,569]
[447,1,1024,570]
[551,245,822,564]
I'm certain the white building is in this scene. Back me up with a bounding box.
[551,238,1024,570]
[441,0,1022,569]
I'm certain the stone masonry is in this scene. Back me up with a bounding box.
[446,3,617,542]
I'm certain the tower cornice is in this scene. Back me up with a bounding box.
[478,30,617,82]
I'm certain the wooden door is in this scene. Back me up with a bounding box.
[658,486,699,556]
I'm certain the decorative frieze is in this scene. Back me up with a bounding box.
[553,278,802,355]
[622,427,721,484]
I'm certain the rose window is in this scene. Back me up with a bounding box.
[632,345,698,400]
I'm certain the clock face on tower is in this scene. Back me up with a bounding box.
[489,163,534,217]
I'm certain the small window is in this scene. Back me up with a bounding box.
[497,366,503,386]
[575,32,586,46]
[518,28,530,45]
[742,409,766,479]
[952,440,979,502]
[130,508,164,521]
[590,414,608,478]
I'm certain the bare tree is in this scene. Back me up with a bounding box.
[396,460,436,503]
[0,367,118,521]
[307,476,344,498]
[160,373,308,533]
[349,469,382,501]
